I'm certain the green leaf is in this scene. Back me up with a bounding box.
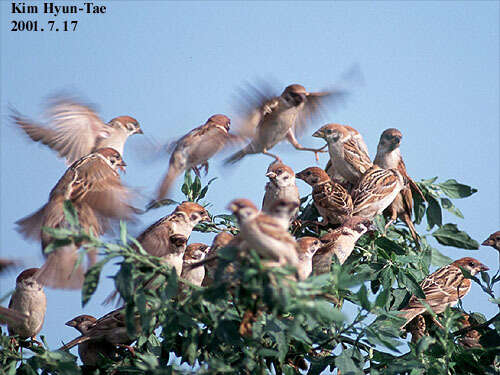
[398,270,425,299]
[416,336,435,354]
[82,257,110,307]
[198,177,217,201]
[432,223,479,249]
[430,247,453,267]
[120,220,128,245]
[356,285,371,311]
[115,262,135,300]
[335,349,364,375]
[440,197,464,219]
[426,195,442,230]
[63,200,79,227]
[438,179,477,199]
[192,176,202,198]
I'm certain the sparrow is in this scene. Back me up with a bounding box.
[12,96,142,165]
[262,162,300,224]
[312,123,372,186]
[226,83,342,163]
[16,148,135,289]
[296,166,353,226]
[351,166,406,220]
[296,237,322,280]
[457,314,482,349]
[228,199,299,268]
[373,128,424,240]
[482,231,500,252]
[65,315,117,367]
[202,232,235,287]
[135,202,210,276]
[266,199,301,230]
[324,124,370,188]
[0,268,46,340]
[406,314,427,344]
[399,257,489,329]
[59,307,139,352]
[156,114,232,200]
[180,243,211,287]
[312,217,375,274]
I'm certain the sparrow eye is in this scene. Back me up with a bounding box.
[190,214,199,221]
[283,175,289,180]
[306,171,311,176]
[327,129,333,134]
[468,261,475,267]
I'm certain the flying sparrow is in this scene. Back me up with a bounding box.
[156,114,232,200]
[65,315,117,367]
[312,217,375,274]
[180,243,211,287]
[16,148,135,289]
[0,268,46,340]
[399,257,489,329]
[296,237,322,280]
[482,231,500,252]
[228,199,299,268]
[59,307,139,352]
[262,162,300,224]
[351,166,406,220]
[296,166,353,227]
[373,128,424,240]
[226,83,342,163]
[202,232,235,287]
[313,123,372,187]
[12,96,142,165]
[0,258,19,274]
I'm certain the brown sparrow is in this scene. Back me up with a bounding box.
[180,243,211,287]
[0,268,46,340]
[373,128,424,240]
[65,315,117,367]
[156,114,232,200]
[202,232,235,286]
[16,148,135,289]
[324,124,370,188]
[59,307,139,351]
[313,217,375,273]
[399,257,488,329]
[313,123,372,187]
[296,237,322,280]
[351,166,406,220]
[262,162,300,224]
[226,83,339,163]
[228,199,299,268]
[482,231,500,252]
[266,199,301,230]
[296,167,353,226]
[12,96,142,165]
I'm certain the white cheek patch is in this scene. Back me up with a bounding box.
[100,129,111,138]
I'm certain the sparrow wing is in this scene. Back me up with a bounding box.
[352,168,399,212]
[255,214,296,246]
[136,217,178,257]
[0,306,29,326]
[343,137,373,175]
[397,158,425,201]
[12,97,109,164]
[314,182,353,216]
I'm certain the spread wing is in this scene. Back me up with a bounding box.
[12,97,109,164]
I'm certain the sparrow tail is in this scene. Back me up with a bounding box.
[102,289,123,307]
[225,144,254,164]
[402,213,420,243]
[399,308,425,329]
[36,247,85,289]
[59,334,91,351]
[0,306,29,327]
[157,167,181,201]
[15,205,46,241]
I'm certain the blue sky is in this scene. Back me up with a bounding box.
[1,1,498,352]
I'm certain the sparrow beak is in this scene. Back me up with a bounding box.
[266,172,277,179]
[136,128,144,135]
[479,264,490,272]
[65,320,77,327]
[227,203,238,213]
[482,239,494,246]
[118,161,127,173]
[312,129,324,138]
[201,213,211,222]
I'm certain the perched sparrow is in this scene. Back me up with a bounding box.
[12,96,142,165]
[351,166,406,220]
[482,231,500,252]
[399,257,489,329]
[324,124,370,188]
[16,148,135,289]
[262,162,300,224]
[228,199,299,268]
[296,237,322,280]
[180,243,211,287]
[0,258,19,274]
[312,217,374,273]
[135,202,210,275]
[226,83,341,163]
[296,167,353,226]
[313,123,372,186]
[457,314,482,349]
[156,114,232,200]
[202,232,235,287]
[59,307,139,351]
[65,315,117,367]
[267,199,301,230]
[0,268,46,340]
[373,128,424,240]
